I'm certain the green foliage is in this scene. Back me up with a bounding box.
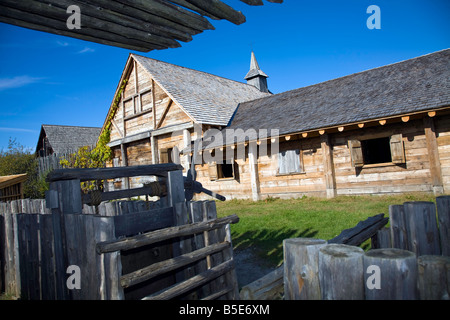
[0,138,47,199]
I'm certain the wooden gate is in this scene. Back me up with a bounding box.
[1,164,239,300]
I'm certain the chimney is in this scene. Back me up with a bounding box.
[244,51,269,93]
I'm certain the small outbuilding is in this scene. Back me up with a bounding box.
[0,173,28,202]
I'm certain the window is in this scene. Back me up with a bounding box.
[160,146,180,164]
[208,159,237,181]
[348,134,405,167]
[278,149,304,175]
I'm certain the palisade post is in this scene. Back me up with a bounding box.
[363,248,418,300]
[417,255,450,300]
[389,204,409,250]
[403,201,440,256]
[318,244,365,300]
[283,238,326,300]
[436,196,450,256]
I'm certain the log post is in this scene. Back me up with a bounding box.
[404,201,441,256]
[389,204,409,250]
[318,244,365,300]
[423,117,444,195]
[283,238,326,300]
[320,134,337,198]
[436,196,450,256]
[363,248,418,300]
[417,255,450,300]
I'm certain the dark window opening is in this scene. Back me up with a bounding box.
[362,137,392,164]
[218,163,234,179]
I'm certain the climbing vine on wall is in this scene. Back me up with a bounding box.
[59,79,128,192]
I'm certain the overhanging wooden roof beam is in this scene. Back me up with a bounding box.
[41,0,181,48]
[80,0,206,36]
[68,0,193,43]
[240,0,264,5]
[185,0,247,25]
[116,0,215,32]
[0,1,175,49]
[0,8,153,51]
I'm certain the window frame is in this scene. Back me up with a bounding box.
[276,148,305,176]
[348,133,405,168]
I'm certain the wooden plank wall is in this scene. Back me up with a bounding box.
[333,119,433,195]
[194,116,450,200]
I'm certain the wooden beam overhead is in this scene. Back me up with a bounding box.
[0,0,283,52]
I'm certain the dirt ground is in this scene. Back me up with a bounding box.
[233,246,276,289]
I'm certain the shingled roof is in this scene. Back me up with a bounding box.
[35,124,101,155]
[227,48,450,141]
[132,54,271,126]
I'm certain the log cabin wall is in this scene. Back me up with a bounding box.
[194,114,450,200]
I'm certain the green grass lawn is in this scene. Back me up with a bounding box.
[216,193,437,268]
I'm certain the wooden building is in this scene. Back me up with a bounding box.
[0,174,27,202]
[102,49,450,200]
[35,124,101,157]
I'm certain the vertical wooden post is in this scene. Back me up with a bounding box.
[363,248,418,300]
[417,255,450,300]
[321,134,337,198]
[248,142,260,201]
[318,244,365,300]
[151,135,158,164]
[389,204,409,250]
[47,179,82,300]
[423,117,444,195]
[404,201,441,256]
[283,238,327,300]
[183,129,191,172]
[436,195,450,256]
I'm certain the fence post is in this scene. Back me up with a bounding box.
[404,201,440,256]
[436,196,450,256]
[318,244,365,300]
[389,204,409,250]
[363,248,418,300]
[47,179,82,300]
[417,255,450,300]
[283,238,326,300]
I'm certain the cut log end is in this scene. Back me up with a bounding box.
[365,248,416,260]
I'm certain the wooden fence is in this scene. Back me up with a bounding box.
[0,164,239,300]
[283,196,450,300]
[241,196,450,300]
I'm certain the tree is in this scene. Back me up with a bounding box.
[0,138,48,198]
[59,130,112,193]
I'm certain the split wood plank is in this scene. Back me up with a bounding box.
[96,214,239,254]
[46,163,183,182]
[328,213,389,246]
[142,259,235,300]
[120,241,230,288]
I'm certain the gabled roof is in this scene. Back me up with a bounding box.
[132,54,271,126]
[35,124,101,155]
[228,48,450,139]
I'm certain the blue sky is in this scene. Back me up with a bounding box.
[0,0,449,151]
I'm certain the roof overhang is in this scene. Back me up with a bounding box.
[0,0,283,52]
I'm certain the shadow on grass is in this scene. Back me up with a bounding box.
[230,227,319,267]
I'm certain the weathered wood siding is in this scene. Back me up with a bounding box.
[333,119,434,195]
[194,115,450,200]
[436,115,450,191]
